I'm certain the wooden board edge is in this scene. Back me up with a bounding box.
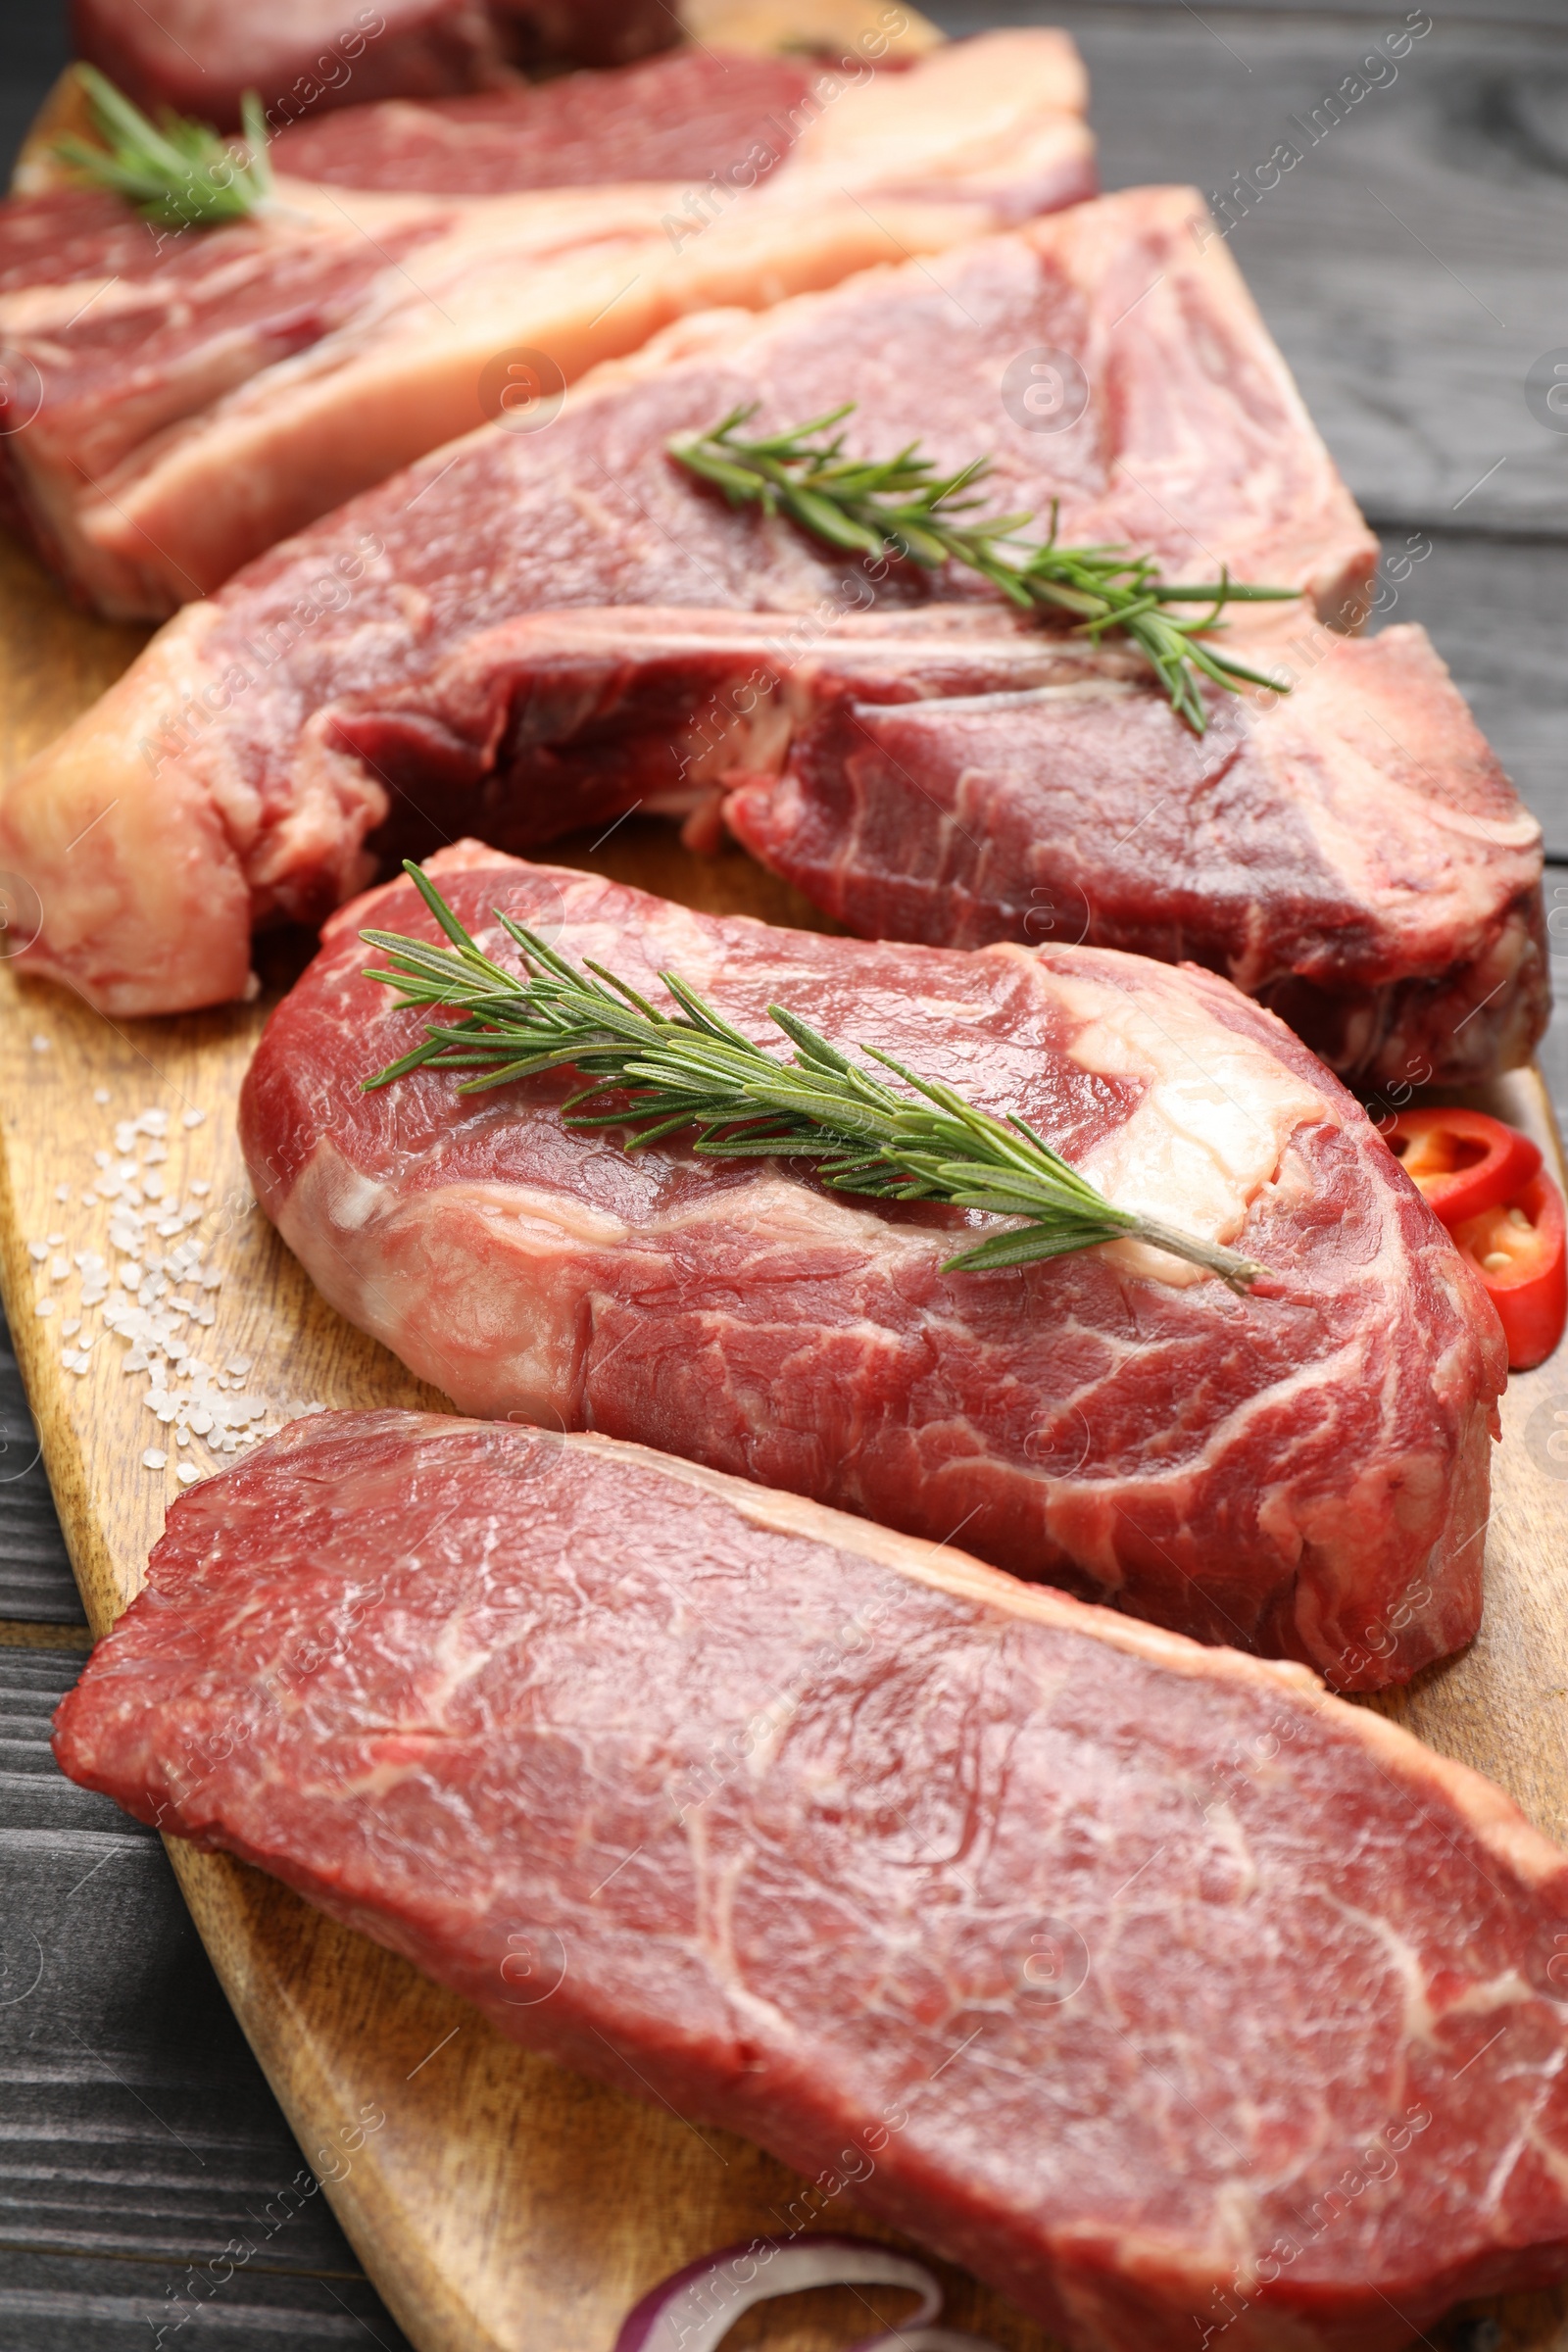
[0,1090,122,1639]
[167,1841,502,2352]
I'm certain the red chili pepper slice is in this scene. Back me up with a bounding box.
[1384,1108,1540,1227]
[1453,1170,1568,1372]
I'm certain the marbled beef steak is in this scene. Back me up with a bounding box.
[2,36,1090,615]
[236,846,1504,1690]
[0,185,1378,1016]
[52,1409,1568,2352]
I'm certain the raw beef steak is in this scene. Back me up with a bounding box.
[2,35,1089,615]
[52,1409,1568,2352]
[269,45,826,190]
[237,847,1504,1690]
[70,0,675,128]
[0,188,1376,1015]
[312,601,1544,1088]
[267,34,1078,196]
[721,616,1547,1086]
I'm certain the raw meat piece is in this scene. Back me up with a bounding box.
[1,34,1092,616]
[52,1407,1568,2352]
[269,47,827,190]
[236,846,1504,1690]
[0,188,1375,1016]
[721,616,1548,1087]
[308,600,1546,1088]
[70,0,675,129]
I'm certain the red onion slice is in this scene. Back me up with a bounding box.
[614,2233,1004,2351]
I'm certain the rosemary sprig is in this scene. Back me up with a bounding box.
[55,67,274,229]
[358,863,1268,1292]
[668,403,1300,733]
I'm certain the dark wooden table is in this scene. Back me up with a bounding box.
[2,1,1565,2344]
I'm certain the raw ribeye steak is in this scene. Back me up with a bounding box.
[0,186,1375,1015]
[52,1408,1568,2352]
[237,846,1503,1690]
[3,35,1089,615]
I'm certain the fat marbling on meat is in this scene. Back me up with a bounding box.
[236,846,1504,1690]
[1,36,1092,615]
[0,185,1382,1018]
[52,1408,1568,2352]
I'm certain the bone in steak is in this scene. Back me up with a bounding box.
[0,187,1378,1015]
[236,845,1502,1690]
[70,0,677,127]
[51,1408,1568,2351]
[2,35,1091,616]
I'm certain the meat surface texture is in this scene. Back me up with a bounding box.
[51,1409,1568,2352]
[269,45,826,189]
[70,0,677,127]
[0,187,1378,1017]
[306,598,1543,1089]
[237,847,1504,1691]
[0,35,1092,617]
[721,615,1547,1087]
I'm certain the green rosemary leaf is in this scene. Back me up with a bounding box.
[56,67,274,229]
[360,864,1270,1294]
[666,402,1302,735]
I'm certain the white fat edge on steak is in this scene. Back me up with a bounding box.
[983,947,1333,1286]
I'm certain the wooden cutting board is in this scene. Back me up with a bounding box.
[2,518,1568,2352]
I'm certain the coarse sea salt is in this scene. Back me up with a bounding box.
[28,1100,325,1482]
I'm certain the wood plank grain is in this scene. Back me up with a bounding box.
[932,4,1568,537]
[0,1647,414,2350]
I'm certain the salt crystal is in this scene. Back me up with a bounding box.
[80,1193,98,1207]
[201,1269,223,1290]
[70,1356,90,1378]
[191,1180,211,1197]
[190,1409,214,1436]
[34,1298,54,1318]
[30,1034,50,1052]
[50,1257,68,1280]
[139,1109,169,1137]
[182,1108,206,1129]
[155,1404,176,1425]
[46,1231,64,1248]
[142,1143,169,1165]
[54,1185,70,1202]
[123,1353,148,1373]
[93,1150,111,1169]
[62,1318,81,1339]
[141,1448,167,1471]
[225,1354,253,1376]
[166,1340,189,1361]
[27,1241,46,1262]
[92,1087,110,1105]
[120,1265,141,1287]
[81,1290,107,1309]
[177,1463,201,1485]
